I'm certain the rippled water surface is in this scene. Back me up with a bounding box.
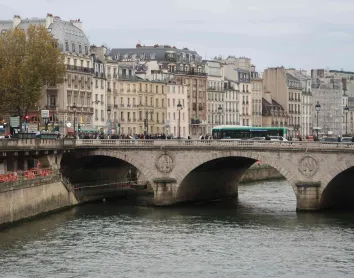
[1,180,354,278]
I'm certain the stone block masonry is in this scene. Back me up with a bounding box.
[0,179,78,226]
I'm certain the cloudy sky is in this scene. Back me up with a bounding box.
[1,0,353,72]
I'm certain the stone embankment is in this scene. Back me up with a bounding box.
[0,174,78,226]
[240,164,284,183]
[0,165,283,226]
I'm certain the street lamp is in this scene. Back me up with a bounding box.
[344,104,349,136]
[73,102,77,138]
[217,105,223,125]
[315,101,321,139]
[177,100,183,138]
[107,105,111,135]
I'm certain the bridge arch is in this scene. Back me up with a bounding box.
[175,150,296,204]
[320,160,354,209]
[60,149,153,185]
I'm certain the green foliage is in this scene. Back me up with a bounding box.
[0,25,65,128]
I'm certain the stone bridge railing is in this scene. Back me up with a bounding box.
[74,139,354,150]
[0,138,76,150]
[1,138,354,151]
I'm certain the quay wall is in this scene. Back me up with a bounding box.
[0,177,78,226]
[240,164,285,183]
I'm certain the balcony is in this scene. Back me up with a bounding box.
[114,104,118,108]
[107,88,112,92]
[190,119,201,125]
[127,104,131,108]
[120,104,124,107]
[66,65,94,74]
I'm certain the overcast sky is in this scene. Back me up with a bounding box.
[1,0,353,72]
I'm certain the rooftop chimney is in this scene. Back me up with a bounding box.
[71,19,83,31]
[46,13,54,29]
[13,15,21,29]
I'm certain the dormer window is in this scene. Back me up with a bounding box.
[79,44,82,54]
[72,43,75,52]
[85,45,88,55]
[150,53,156,59]
[65,41,69,51]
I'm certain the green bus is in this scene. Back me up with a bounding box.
[212,125,288,140]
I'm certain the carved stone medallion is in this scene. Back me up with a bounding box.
[155,152,175,174]
[298,156,318,177]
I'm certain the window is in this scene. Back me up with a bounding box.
[85,45,88,55]
[72,43,75,52]
[79,44,82,53]
[65,41,69,52]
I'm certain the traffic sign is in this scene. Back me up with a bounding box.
[41,110,50,118]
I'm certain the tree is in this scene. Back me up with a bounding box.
[0,25,66,131]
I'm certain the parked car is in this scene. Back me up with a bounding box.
[269,136,288,141]
[341,137,352,143]
[320,137,338,142]
[249,137,266,141]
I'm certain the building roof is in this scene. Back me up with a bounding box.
[262,97,285,116]
[109,45,202,63]
[0,16,90,55]
[286,73,300,82]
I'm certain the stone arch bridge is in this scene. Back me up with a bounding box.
[60,139,354,211]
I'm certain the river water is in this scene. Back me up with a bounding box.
[1,180,354,278]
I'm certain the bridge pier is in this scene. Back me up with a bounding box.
[295,182,322,211]
[153,178,179,206]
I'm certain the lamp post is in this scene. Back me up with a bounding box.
[344,104,349,136]
[73,102,77,138]
[217,105,223,125]
[177,100,183,138]
[107,105,111,135]
[315,101,321,139]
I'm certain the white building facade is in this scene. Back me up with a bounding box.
[204,61,225,134]
[167,83,189,137]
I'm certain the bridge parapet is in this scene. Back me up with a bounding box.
[75,139,354,151]
[0,138,75,150]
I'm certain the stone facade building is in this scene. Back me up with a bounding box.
[0,14,94,134]
[204,60,225,134]
[262,92,288,128]
[263,67,302,137]
[109,45,207,138]
[167,82,189,137]
[311,69,349,136]
[251,78,263,127]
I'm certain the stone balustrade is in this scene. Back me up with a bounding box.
[0,138,76,150]
[1,138,354,151]
[74,139,354,150]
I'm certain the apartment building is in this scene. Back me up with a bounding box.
[263,67,302,137]
[167,82,189,137]
[311,69,348,136]
[204,60,225,134]
[252,78,263,127]
[109,44,207,137]
[0,14,94,134]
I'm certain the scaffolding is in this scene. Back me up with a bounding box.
[312,78,345,136]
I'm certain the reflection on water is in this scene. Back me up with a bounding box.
[1,180,354,278]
